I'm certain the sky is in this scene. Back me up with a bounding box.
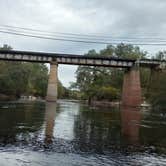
[0,0,166,87]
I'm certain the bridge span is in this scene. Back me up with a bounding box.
[0,50,165,68]
[0,50,165,107]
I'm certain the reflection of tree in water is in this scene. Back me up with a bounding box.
[73,106,121,153]
[140,109,166,151]
[0,102,45,144]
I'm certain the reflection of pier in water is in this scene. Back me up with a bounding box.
[121,107,141,145]
[43,101,142,149]
[73,106,141,152]
[73,108,121,152]
[44,102,57,144]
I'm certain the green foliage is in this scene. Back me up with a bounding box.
[142,51,166,109]
[0,44,68,99]
[58,81,70,98]
[97,86,119,101]
[1,43,166,108]
[68,90,82,99]
[73,44,147,103]
[114,43,147,59]
[148,70,166,109]
[0,61,48,98]
[155,51,166,60]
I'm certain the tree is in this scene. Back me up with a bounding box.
[155,51,166,60]
[73,44,147,104]
[0,44,69,100]
[147,51,166,109]
[0,45,47,99]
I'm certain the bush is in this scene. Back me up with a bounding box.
[96,86,119,101]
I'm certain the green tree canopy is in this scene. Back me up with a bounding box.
[72,44,147,104]
[0,44,68,100]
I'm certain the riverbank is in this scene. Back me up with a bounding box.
[89,100,121,107]
[86,100,151,109]
[0,93,16,101]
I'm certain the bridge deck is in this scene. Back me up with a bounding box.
[0,50,165,68]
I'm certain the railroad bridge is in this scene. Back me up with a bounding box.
[0,50,165,107]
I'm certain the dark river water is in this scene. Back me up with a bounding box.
[0,100,166,166]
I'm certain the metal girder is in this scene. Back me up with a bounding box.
[0,50,165,69]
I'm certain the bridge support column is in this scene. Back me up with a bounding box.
[46,61,58,102]
[122,67,141,107]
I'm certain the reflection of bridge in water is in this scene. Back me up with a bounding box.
[0,50,165,107]
[44,102,141,148]
[0,101,166,151]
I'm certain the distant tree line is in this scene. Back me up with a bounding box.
[0,44,69,100]
[0,44,166,109]
[70,44,166,109]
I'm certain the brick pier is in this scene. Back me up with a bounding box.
[122,67,141,107]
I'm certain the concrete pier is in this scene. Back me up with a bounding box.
[122,67,141,107]
[46,62,58,102]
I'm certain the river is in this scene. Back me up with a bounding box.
[0,100,166,165]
